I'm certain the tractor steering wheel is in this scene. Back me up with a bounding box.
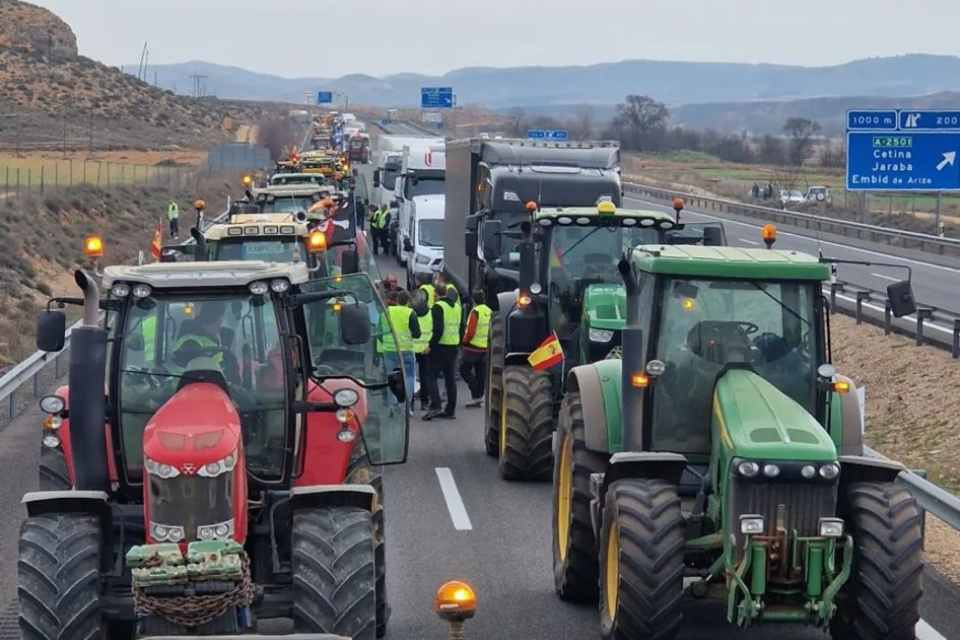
[736,321,760,335]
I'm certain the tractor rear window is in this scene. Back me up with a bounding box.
[649,278,816,454]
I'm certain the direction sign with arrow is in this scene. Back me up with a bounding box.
[847,132,960,191]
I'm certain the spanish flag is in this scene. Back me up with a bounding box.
[150,225,163,260]
[528,331,564,371]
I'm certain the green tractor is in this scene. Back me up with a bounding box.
[482,201,725,480]
[551,243,923,639]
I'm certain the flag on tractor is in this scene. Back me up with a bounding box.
[528,331,564,371]
[150,226,163,260]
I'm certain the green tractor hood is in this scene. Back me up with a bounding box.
[713,369,836,462]
[582,283,626,331]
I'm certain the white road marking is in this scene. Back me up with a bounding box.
[870,272,901,282]
[435,467,473,531]
[626,195,960,274]
[739,238,761,246]
[917,619,947,640]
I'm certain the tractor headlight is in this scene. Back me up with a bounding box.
[270,278,291,293]
[39,394,65,415]
[248,280,269,295]
[739,515,765,535]
[737,461,760,478]
[801,465,817,479]
[589,328,614,343]
[819,463,840,480]
[334,388,359,408]
[197,518,235,541]
[763,464,780,478]
[42,434,61,448]
[151,523,185,543]
[132,284,152,299]
[145,457,180,479]
[198,453,237,478]
[818,518,844,538]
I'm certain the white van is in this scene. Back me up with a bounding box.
[404,195,445,289]
[394,142,446,265]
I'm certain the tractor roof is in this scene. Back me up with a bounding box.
[103,261,310,289]
[253,184,335,197]
[203,218,310,240]
[535,204,676,228]
[630,245,830,281]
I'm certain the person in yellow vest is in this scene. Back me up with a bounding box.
[460,290,492,408]
[424,285,462,421]
[370,206,391,256]
[379,290,420,413]
[412,279,434,412]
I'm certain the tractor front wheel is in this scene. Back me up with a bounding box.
[483,315,505,457]
[292,507,377,640]
[599,479,684,640]
[18,513,105,640]
[830,482,923,640]
[553,392,608,601]
[38,445,71,490]
[498,365,554,481]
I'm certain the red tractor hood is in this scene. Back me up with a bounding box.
[143,382,242,472]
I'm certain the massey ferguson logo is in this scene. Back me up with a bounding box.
[424,149,433,167]
[181,463,197,475]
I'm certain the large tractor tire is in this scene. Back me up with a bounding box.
[39,445,71,491]
[599,479,684,640]
[498,365,554,481]
[830,482,923,640]
[553,392,608,601]
[292,507,377,640]
[483,315,505,457]
[346,444,388,637]
[18,513,105,640]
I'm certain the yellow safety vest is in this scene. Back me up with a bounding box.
[379,305,415,353]
[419,283,436,309]
[414,307,433,353]
[172,333,222,369]
[436,300,462,346]
[467,304,492,349]
[141,316,157,363]
[371,208,388,229]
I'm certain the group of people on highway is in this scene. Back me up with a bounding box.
[379,271,492,420]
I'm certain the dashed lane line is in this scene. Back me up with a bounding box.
[435,467,473,531]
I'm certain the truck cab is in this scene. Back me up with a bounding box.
[394,143,446,265]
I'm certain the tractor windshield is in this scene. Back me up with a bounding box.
[649,278,817,454]
[213,237,306,263]
[116,292,289,483]
[300,273,409,465]
[547,225,660,337]
[262,196,319,213]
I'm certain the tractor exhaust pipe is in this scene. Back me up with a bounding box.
[69,269,110,492]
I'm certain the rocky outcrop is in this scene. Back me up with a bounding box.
[0,0,77,59]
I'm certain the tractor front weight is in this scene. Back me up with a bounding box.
[726,532,853,627]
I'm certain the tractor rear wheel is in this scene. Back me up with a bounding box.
[18,513,105,640]
[829,482,923,640]
[346,444,388,637]
[498,365,554,481]
[599,479,684,640]
[483,314,505,457]
[292,506,377,640]
[39,445,70,490]
[553,392,608,601]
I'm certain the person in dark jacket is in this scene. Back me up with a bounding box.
[423,285,461,420]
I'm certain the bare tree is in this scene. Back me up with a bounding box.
[572,105,594,140]
[783,117,821,166]
[614,95,669,151]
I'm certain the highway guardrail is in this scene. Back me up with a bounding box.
[623,182,960,258]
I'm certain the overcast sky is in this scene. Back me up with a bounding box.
[31,0,960,78]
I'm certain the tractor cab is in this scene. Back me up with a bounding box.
[27,261,409,637]
[552,242,923,637]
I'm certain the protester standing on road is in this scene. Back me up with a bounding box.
[460,289,492,408]
[371,205,390,255]
[412,285,433,412]
[167,200,180,238]
[379,289,420,414]
[424,284,461,421]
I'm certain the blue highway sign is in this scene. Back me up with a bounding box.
[317,91,333,104]
[846,132,960,191]
[527,129,569,141]
[847,110,898,131]
[421,87,454,109]
[898,110,960,131]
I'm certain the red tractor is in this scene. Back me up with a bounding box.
[23,260,409,639]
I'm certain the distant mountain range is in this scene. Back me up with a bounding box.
[141,54,960,108]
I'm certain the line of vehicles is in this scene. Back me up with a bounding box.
[18,116,927,640]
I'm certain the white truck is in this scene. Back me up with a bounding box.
[404,194,445,289]
[393,141,446,266]
[372,135,428,209]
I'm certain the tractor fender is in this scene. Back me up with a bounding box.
[290,484,377,512]
[496,291,528,367]
[838,455,904,484]
[566,359,623,453]
[601,452,689,495]
[22,490,112,538]
[836,375,864,456]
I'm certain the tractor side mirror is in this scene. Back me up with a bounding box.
[887,280,916,318]
[481,220,502,261]
[341,249,360,275]
[387,367,406,403]
[340,303,371,345]
[465,230,478,258]
[702,226,724,246]
[373,170,380,187]
[37,310,66,352]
